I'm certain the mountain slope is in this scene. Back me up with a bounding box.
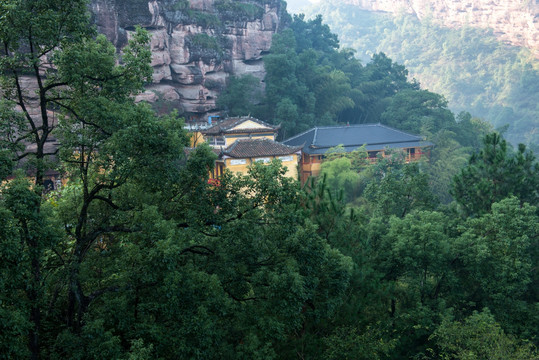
[335,0,539,58]
[303,1,539,148]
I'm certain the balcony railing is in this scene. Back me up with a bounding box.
[407,151,426,161]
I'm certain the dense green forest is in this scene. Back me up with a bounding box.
[1,0,539,359]
[301,1,539,151]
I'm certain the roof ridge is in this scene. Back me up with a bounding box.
[235,137,299,148]
[282,127,316,143]
[376,123,422,139]
[312,139,423,149]
[225,140,239,151]
[235,137,273,142]
[313,127,319,145]
[313,123,379,130]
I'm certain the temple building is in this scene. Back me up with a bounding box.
[190,116,302,182]
[283,124,433,183]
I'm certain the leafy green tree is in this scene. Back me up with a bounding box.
[324,326,396,360]
[431,310,539,360]
[0,174,62,359]
[385,211,452,306]
[289,14,339,54]
[323,144,368,171]
[371,210,454,357]
[0,1,189,356]
[452,111,494,151]
[217,74,262,117]
[364,155,438,218]
[426,129,472,203]
[302,173,349,240]
[0,2,92,353]
[262,16,362,136]
[312,69,355,122]
[0,0,91,186]
[364,53,415,97]
[319,156,360,201]
[54,160,353,359]
[274,97,302,139]
[263,29,315,137]
[0,2,92,355]
[355,53,419,124]
[0,178,31,359]
[37,27,177,341]
[452,132,539,216]
[380,89,455,135]
[454,198,539,338]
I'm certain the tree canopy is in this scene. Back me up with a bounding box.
[1,1,538,359]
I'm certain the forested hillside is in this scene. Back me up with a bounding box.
[302,1,539,151]
[1,0,538,359]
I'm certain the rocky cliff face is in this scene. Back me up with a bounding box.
[341,0,539,57]
[91,0,286,120]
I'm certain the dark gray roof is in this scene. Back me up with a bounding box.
[283,124,433,155]
[222,138,301,158]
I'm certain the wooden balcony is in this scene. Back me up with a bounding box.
[406,151,427,162]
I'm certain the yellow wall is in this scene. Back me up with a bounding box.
[224,154,299,180]
[190,131,205,147]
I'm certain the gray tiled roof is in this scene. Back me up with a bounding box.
[201,116,279,136]
[283,124,433,155]
[223,138,301,158]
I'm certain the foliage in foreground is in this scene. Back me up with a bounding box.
[297,133,539,359]
[1,0,538,358]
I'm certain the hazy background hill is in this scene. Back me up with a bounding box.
[288,0,539,150]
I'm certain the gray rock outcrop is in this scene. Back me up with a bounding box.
[90,0,286,120]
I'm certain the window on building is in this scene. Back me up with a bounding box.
[278,155,294,162]
[230,159,247,165]
[206,136,225,146]
[215,136,225,146]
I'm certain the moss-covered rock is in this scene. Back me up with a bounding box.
[186,33,228,63]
